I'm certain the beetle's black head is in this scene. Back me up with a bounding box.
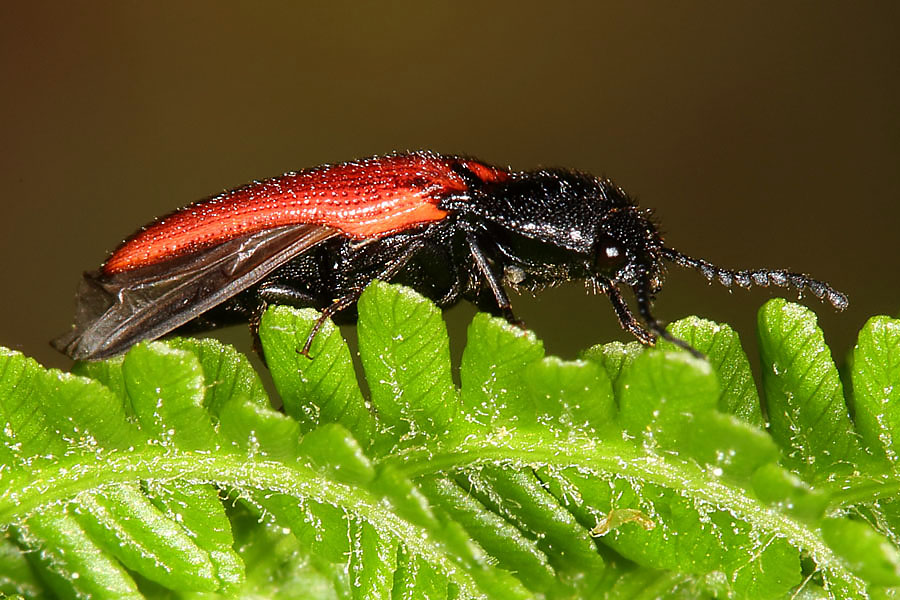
[453,166,848,358]
[457,169,668,293]
[587,178,850,354]
[577,179,701,352]
[589,183,666,291]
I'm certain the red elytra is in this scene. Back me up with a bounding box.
[103,153,510,274]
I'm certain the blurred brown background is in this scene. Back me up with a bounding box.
[1,2,898,370]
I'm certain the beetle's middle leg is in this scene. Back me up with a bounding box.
[298,237,428,358]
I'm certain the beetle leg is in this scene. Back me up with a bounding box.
[299,237,428,358]
[598,278,656,345]
[632,281,704,359]
[297,292,360,358]
[465,233,523,327]
[248,283,321,358]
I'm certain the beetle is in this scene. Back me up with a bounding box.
[53,151,848,361]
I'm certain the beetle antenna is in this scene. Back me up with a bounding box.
[660,247,849,311]
[634,280,705,359]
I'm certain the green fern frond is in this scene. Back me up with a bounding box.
[2,282,900,599]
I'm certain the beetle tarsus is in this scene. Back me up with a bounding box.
[499,307,527,330]
[634,280,706,360]
[509,316,528,330]
[298,338,314,359]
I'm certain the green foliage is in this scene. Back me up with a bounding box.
[2,283,900,598]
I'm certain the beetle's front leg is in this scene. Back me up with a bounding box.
[596,278,656,345]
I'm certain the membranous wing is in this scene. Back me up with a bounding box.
[53,224,338,360]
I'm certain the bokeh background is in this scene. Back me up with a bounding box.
[2,2,898,372]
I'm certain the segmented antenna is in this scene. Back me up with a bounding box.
[660,248,849,311]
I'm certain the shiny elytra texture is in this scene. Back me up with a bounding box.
[103,152,508,274]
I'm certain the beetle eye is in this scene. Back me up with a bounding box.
[594,239,627,272]
[602,245,621,260]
